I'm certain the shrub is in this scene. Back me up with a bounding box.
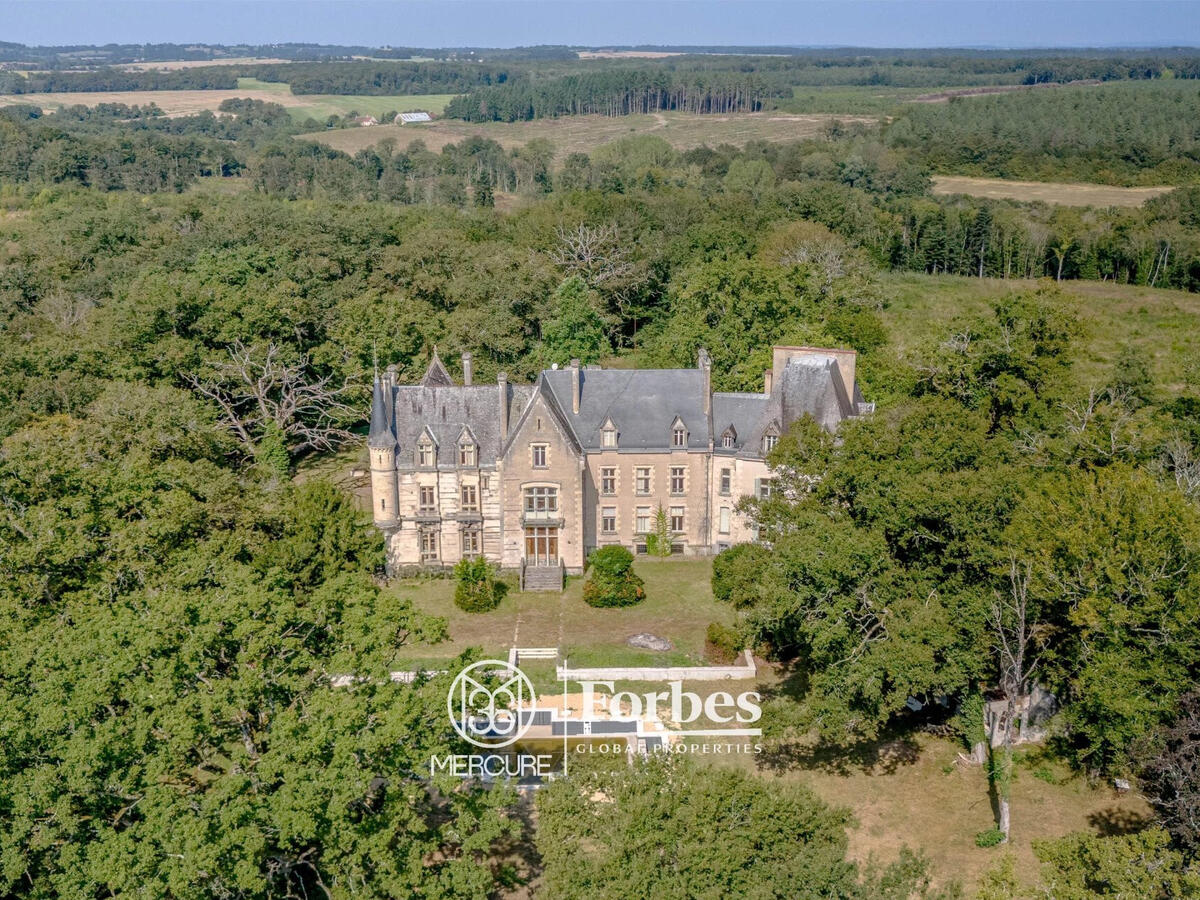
[975,828,1005,848]
[705,622,744,663]
[644,504,673,557]
[453,556,504,613]
[711,543,769,608]
[583,546,645,608]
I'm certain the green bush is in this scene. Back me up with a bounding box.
[975,828,1005,848]
[453,556,504,613]
[644,504,673,557]
[711,543,769,608]
[583,546,645,608]
[705,622,744,663]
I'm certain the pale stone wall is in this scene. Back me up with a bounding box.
[583,450,712,555]
[384,464,501,570]
[708,455,770,549]
[499,392,586,572]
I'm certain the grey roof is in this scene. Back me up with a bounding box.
[377,381,534,466]
[541,368,712,451]
[369,350,863,464]
[713,391,769,455]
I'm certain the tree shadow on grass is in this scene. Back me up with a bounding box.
[1088,806,1152,837]
[758,730,922,777]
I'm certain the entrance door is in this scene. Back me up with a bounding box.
[524,526,559,566]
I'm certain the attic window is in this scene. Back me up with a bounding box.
[417,440,434,467]
[762,434,778,454]
[721,428,736,449]
[601,425,617,448]
[458,442,476,466]
[672,422,687,448]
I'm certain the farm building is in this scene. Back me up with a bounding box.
[350,115,378,127]
[396,111,433,124]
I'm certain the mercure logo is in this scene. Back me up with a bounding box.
[448,659,537,749]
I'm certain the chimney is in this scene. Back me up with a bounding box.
[570,359,581,415]
[461,351,473,386]
[498,372,509,442]
[763,369,773,394]
[697,348,711,418]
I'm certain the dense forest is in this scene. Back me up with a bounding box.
[1,46,1200,898]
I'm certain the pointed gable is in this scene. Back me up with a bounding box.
[420,349,453,388]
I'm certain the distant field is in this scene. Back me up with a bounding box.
[296,111,877,159]
[932,175,1174,208]
[877,272,1200,393]
[118,57,292,71]
[0,77,454,122]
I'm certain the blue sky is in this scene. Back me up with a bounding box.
[2,1,1198,49]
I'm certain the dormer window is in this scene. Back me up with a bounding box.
[671,417,688,448]
[458,441,476,467]
[417,435,435,467]
[721,426,737,449]
[601,425,617,448]
[762,434,778,454]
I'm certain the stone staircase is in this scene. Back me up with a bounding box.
[521,561,564,592]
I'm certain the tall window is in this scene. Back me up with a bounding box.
[601,506,616,534]
[669,466,685,495]
[531,444,548,468]
[420,528,438,561]
[758,479,775,500]
[458,442,476,466]
[722,432,735,449]
[461,526,480,556]
[635,506,651,534]
[635,467,651,495]
[672,424,687,447]
[460,484,478,511]
[719,506,731,534]
[762,434,778,453]
[669,506,685,532]
[417,440,434,467]
[600,467,616,495]
[601,426,617,448]
[419,486,436,511]
[524,486,558,519]
[720,468,732,496]
[480,474,490,492]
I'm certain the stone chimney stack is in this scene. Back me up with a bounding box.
[697,348,711,418]
[570,359,581,414]
[461,351,473,386]
[763,369,773,394]
[498,372,509,443]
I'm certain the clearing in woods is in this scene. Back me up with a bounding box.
[0,77,454,122]
[932,175,1174,208]
[295,111,877,159]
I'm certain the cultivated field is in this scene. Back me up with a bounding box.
[932,175,1174,208]
[0,76,454,122]
[117,57,293,70]
[297,110,877,158]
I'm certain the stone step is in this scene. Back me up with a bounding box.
[522,566,564,592]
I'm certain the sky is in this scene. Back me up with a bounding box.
[1,1,1199,49]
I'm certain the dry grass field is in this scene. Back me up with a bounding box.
[0,77,454,121]
[117,57,293,71]
[932,175,1174,208]
[297,110,876,158]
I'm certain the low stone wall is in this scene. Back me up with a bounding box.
[556,649,756,682]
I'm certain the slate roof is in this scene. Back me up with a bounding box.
[541,368,712,451]
[369,350,864,464]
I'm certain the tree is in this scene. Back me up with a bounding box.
[471,167,494,208]
[539,276,609,366]
[582,546,644,608]
[1141,691,1200,856]
[453,556,504,613]
[987,559,1048,843]
[645,503,673,557]
[1034,829,1200,899]
[187,340,358,459]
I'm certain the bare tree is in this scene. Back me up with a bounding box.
[187,340,357,458]
[988,559,1048,843]
[1161,435,1200,501]
[551,222,634,286]
[1141,690,1200,855]
[35,291,94,331]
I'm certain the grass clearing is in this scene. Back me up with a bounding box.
[713,732,1152,894]
[877,271,1200,394]
[932,175,1175,208]
[391,557,730,666]
[295,110,878,160]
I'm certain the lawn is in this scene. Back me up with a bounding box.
[390,557,732,669]
[714,731,1152,894]
[876,271,1200,395]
